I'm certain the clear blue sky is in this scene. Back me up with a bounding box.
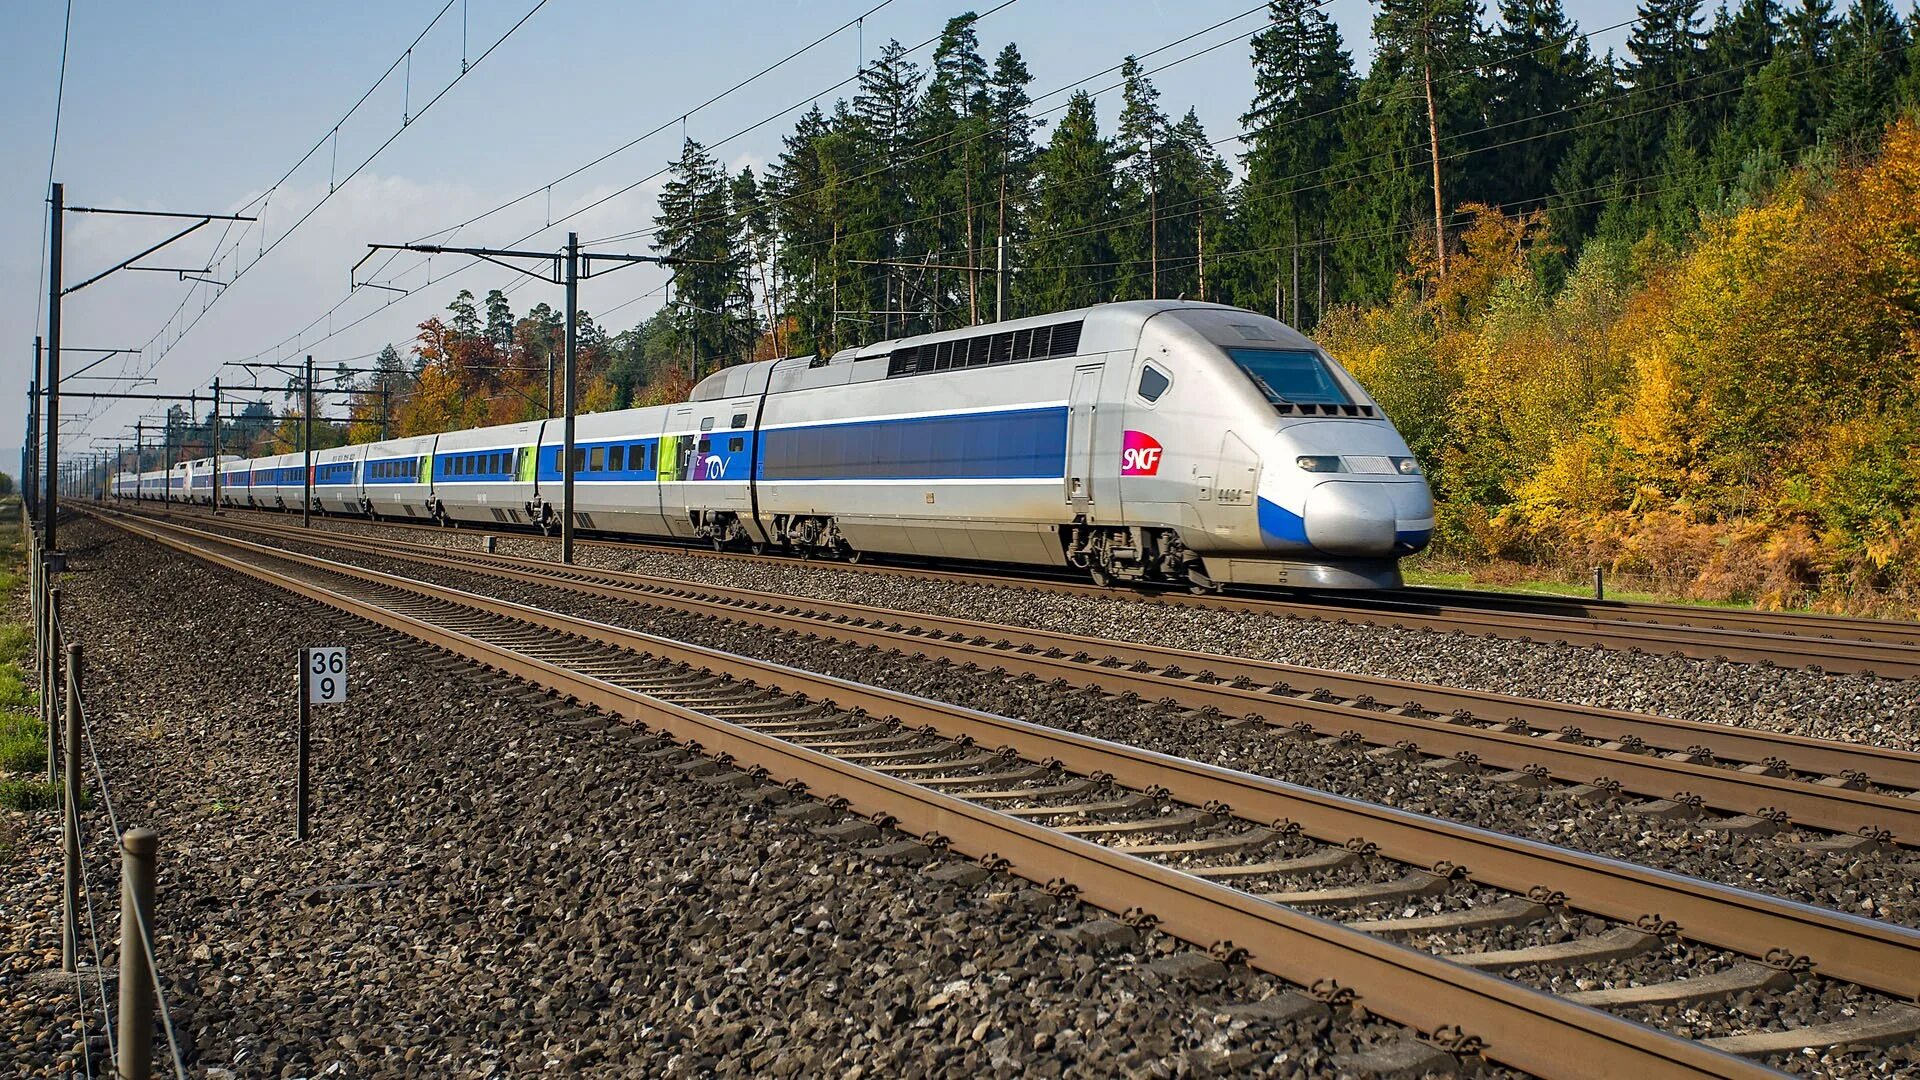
[1,0,1642,470]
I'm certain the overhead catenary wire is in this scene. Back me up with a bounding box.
[34,0,77,340]
[201,0,1042,386]
[83,0,555,429]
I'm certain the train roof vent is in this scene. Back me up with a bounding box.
[885,318,1085,379]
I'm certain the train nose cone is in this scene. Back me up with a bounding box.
[1303,481,1397,556]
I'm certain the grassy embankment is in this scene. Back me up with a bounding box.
[0,502,58,818]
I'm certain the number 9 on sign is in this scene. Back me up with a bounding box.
[306,647,348,704]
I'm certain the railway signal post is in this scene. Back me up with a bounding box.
[297,646,347,840]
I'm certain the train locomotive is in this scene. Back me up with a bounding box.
[118,301,1434,590]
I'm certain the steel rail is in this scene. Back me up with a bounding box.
[145,502,1920,677]
[152,509,1920,840]
[91,507,1793,1080]
[97,507,1920,1007]
[1382,584,1920,646]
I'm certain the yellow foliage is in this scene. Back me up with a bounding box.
[1334,117,1920,610]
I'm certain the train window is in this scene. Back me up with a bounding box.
[572,449,586,474]
[697,438,711,455]
[1226,348,1350,406]
[730,412,747,429]
[1138,364,1171,403]
[609,446,625,472]
[699,416,715,432]
[728,437,744,453]
[639,443,651,470]
[589,446,605,471]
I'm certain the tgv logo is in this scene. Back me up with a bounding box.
[1121,430,1163,476]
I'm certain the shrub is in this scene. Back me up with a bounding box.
[0,777,60,811]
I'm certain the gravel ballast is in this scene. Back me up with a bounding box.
[256,513,1920,754]
[247,528,1920,935]
[4,516,1497,1078]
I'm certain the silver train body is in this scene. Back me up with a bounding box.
[117,301,1434,589]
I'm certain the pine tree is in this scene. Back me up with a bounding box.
[1621,0,1706,178]
[769,106,841,355]
[1744,0,1838,156]
[1240,0,1353,320]
[1484,0,1598,209]
[1368,0,1488,275]
[987,43,1040,318]
[1114,56,1173,299]
[845,41,923,342]
[653,138,749,375]
[483,289,514,353]
[1019,92,1117,312]
[1823,0,1910,145]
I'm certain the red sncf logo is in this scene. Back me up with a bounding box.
[1121,430,1163,476]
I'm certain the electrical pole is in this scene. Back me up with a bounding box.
[135,423,142,500]
[41,186,253,541]
[211,378,222,514]
[27,338,41,521]
[562,233,579,565]
[1423,17,1447,280]
[303,355,314,529]
[362,238,672,566]
[995,235,1007,323]
[45,183,62,549]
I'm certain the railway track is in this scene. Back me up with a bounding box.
[1377,585,1920,648]
[96,506,1920,1078]
[145,506,1920,846]
[135,501,1920,678]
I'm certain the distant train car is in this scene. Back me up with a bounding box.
[208,301,1433,590]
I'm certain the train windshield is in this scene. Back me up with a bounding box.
[1226,348,1350,406]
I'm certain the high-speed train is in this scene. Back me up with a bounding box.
[117,301,1434,589]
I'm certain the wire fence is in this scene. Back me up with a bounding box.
[34,521,190,1080]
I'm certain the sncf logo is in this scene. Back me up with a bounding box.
[1121,430,1163,476]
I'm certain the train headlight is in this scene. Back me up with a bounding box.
[1296,455,1344,473]
[1392,456,1422,475]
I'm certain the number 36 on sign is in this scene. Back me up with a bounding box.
[305,647,348,704]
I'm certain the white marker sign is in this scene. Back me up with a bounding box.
[306,647,348,704]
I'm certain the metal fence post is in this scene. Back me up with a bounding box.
[46,585,62,785]
[63,642,81,974]
[116,827,156,1080]
[1592,567,1605,601]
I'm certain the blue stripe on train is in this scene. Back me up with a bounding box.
[757,406,1068,482]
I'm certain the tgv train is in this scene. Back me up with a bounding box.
[116,301,1435,589]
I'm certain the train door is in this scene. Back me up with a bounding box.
[658,406,697,538]
[1065,364,1104,507]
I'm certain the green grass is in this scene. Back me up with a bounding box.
[0,625,31,669]
[0,707,44,775]
[1400,564,1763,611]
[0,665,36,711]
[0,777,61,811]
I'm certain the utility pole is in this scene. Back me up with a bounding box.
[1292,239,1301,327]
[562,233,579,564]
[41,185,253,544]
[45,183,62,549]
[211,378,222,513]
[1422,16,1447,280]
[995,235,1007,323]
[303,355,314,529]
[362,237,673,565]
[27,338,41,521]
[134,423,142,500]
